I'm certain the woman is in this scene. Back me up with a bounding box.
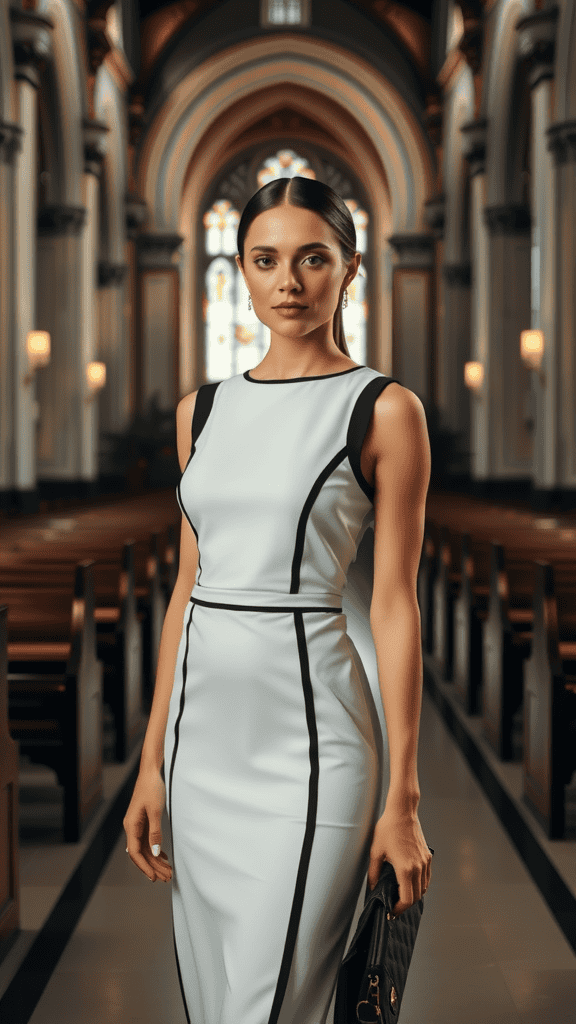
[123,175,432,1024]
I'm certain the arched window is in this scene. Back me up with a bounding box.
[202,151,370,380]
[261,0,310,27]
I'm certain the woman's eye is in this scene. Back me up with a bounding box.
[253,255,323,268]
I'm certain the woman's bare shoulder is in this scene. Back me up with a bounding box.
[370,381,429,459]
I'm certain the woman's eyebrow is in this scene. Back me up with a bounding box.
[249,242,332,253]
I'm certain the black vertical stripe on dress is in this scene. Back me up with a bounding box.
[346,376,401,501]
[167,601,195,1024]
[267,611,320,1024]
[290,448,348,593]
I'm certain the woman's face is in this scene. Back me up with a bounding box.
[235,204,360,341]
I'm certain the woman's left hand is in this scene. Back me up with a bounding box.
[367,802,432,916]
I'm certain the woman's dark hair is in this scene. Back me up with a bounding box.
[237,176,357,356]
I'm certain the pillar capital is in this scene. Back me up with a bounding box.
[423,194,445,239]
[11,7,54,87]
[98,260,128,288]
[83,116,109,176]
[37,204,87,237]
[546,120,576,166]
[483,204,531,235]
[136,232,184,268]
[0,120,24,165]
[516,6,558,89]
[387,233,435,269]
[461,118,487,177]
[125,193,148,240]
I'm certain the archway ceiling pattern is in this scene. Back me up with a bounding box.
[138,34,434,234]
[138,0,431,87]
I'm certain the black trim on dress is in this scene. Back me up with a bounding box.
[267,611,319,1024]
[178,381,220,580]
[290,447,349,593]
[346,376,401,501]
[191,596,342,613]
[167,602,195,1024]
[244,365,364,383]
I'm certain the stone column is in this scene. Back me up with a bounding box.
[483,204,532,479]
[517,5,560,505]
[135,233,184,413]
[97,260,129,441]
[440,262,471,440]
[11,6,53,511]
[0,121,23,510]
[35,205,87,488]
[546,120,576,489]
[461,118,489,479]
[81,118,109,487]
[386,233,435,404]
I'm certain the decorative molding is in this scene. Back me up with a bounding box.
[10,7,53,84]
[0,120,24,165]
[546,120,576,166]
[442,262,471,287]
[423,194,445,238]
[83,116,109,175]
[516,6,558,88]
[37,204,87,237]
[483,204,531,235]
[387,232,435,269]
[461,117,487,176]
[135,232,184,268]
[124,193,148,239]
[98,260,128,288]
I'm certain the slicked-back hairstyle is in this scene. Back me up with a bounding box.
[237,176,357,356]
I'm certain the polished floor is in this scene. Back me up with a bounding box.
[22,687,576,1024]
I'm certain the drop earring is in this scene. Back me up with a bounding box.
[248,294,252,311]
[342,289,348,309]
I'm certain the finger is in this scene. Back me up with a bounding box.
[392,875,413,916]
[421,863,428,897]
[126,842,172,882]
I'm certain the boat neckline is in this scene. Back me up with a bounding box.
[243,365,365,383]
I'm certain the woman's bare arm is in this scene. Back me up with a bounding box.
[364,381,433,912]
[138,389,200,775]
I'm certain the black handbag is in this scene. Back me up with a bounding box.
[334,847,434,1023]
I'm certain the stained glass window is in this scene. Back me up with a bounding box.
[202,158,369,380]
[263,0,308,26]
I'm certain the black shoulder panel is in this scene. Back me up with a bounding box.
[346,376,401,501]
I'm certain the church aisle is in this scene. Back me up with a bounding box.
[26,689,576,1024]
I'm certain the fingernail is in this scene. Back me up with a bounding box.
[152,844,160,857]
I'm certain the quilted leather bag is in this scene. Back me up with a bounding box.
[334,847,433,1023]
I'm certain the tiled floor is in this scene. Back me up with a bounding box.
[22,687,576,1024]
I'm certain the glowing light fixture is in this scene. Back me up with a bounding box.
[24,330,50,384]
[520,329,544,370]
[464,361,484,394]
[86,361,106,401]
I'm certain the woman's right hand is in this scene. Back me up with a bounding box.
[123,769,173,883]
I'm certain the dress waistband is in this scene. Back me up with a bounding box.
[189,584,343,612]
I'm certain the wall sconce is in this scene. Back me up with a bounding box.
[86,361,106,402]
[24,330,51,385]
[464,360,484,397]
[520,329,545,383]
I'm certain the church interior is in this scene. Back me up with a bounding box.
[1,0,576,1020]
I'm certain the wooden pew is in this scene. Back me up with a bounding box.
[431,526,461,680]
[92,542,145,761]
[452,533,490,715]
[0,605,20,949]
[481,544,534,760]
[418,523,437,654]
[2,541,145,765]
[134,533,167,712]
[6,562,103,842]
[523,561,576,838]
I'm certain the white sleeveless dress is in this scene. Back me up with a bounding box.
[164,364,400,1024]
